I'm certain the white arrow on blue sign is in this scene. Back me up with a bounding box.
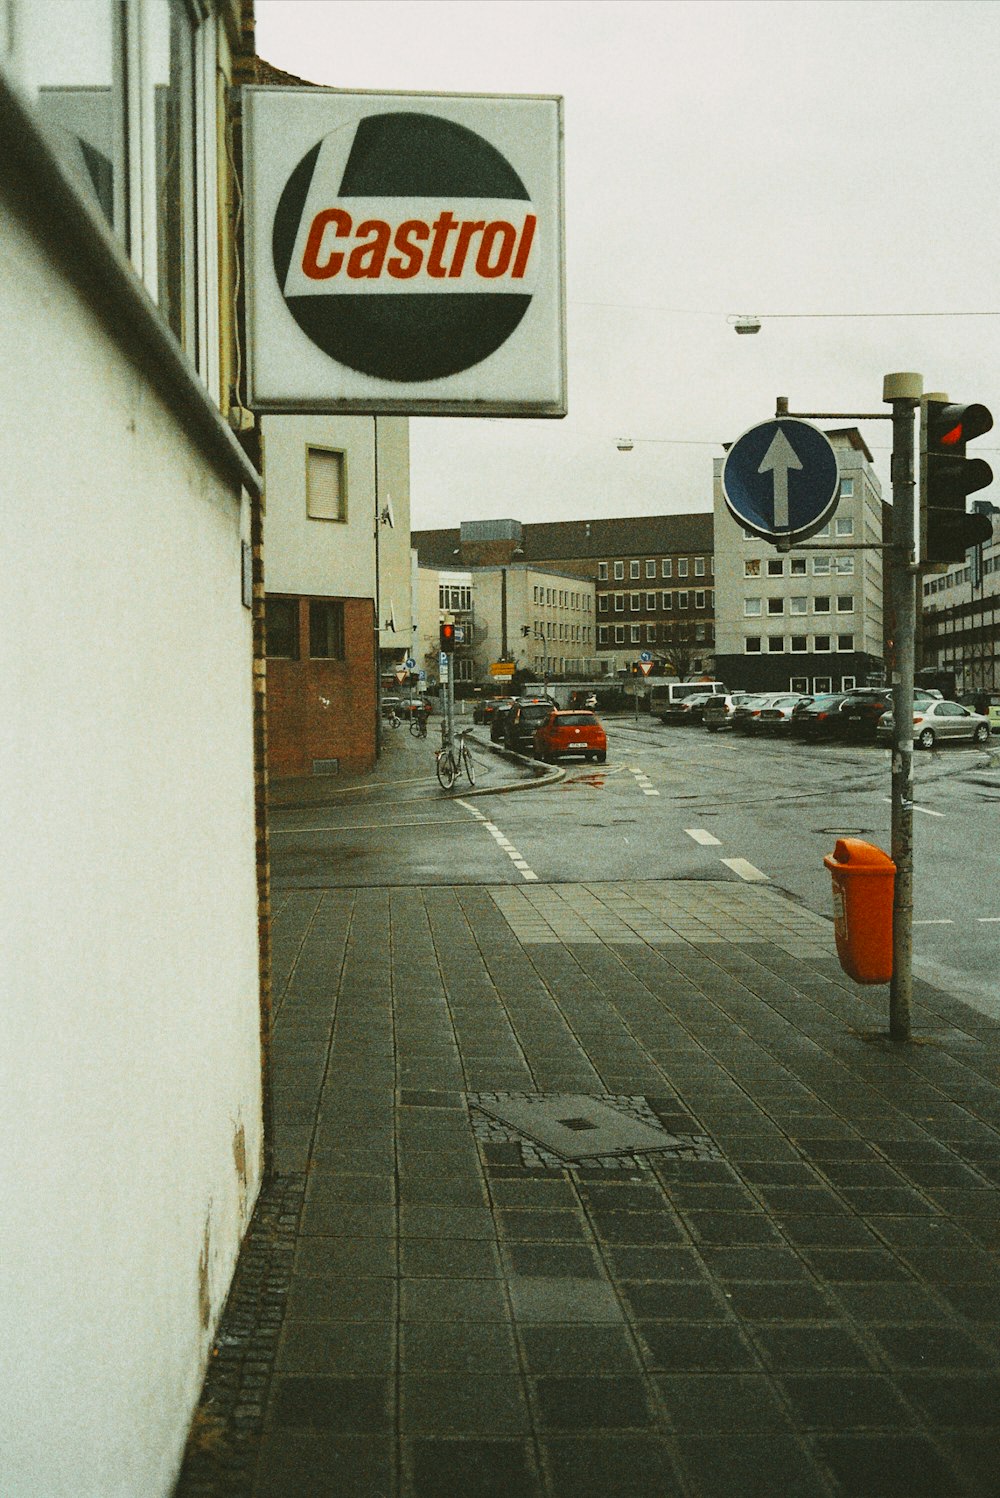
[722,418,839,544]
[405,657,416,668]
[639,651,652,662]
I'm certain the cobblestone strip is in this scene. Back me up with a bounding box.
[173,1172,307,1498]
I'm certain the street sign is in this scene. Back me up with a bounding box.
[418,670,426,681]
[638,661,654,676]
[453,625,466,643]
[394,667,408,683]
[405,657,416,669]
[639,651,652,662]
[439,651,449,668]
[722,418,839,544]
[491,661,516,677]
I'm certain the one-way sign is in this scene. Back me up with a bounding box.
[722,418,839,544]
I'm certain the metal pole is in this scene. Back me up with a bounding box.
[373,415,382,759]
[884,372,922,1042]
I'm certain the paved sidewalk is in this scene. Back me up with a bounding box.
[176,876,1000,1498]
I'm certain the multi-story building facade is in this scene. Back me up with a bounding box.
[412,513,715,679]
[262,413,413,776]
[713,429,886,694]
[416,561,598,687]
[921,510,1000,693]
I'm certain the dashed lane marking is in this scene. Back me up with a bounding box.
[457,799,539,881]
[721,857,769,883]
[685,828,722,846]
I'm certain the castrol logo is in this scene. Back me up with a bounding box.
[273,111,540,383]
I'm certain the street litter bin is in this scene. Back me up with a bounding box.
[823,837,895,984]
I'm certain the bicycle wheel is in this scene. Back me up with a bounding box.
[436,750,457,790]
[462,741,476,785]
[409,716,423,738]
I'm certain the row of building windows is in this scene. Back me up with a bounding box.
[532,585,591,610]
[745,555,855,577]
[745,635,855,654]
[598,624,712,645]
[598,591,712,613]
[531,621,593,643]
[745,595,854,616]
[265,598,346,661]
[924,554,999,596]
[597,556,711,582]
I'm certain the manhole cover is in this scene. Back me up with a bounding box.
[468,1092,721,1169]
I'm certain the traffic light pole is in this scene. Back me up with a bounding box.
[884,372,923,1043]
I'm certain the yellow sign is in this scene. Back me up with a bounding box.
[491,661,516,677]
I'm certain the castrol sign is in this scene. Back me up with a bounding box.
[244,89,565,416]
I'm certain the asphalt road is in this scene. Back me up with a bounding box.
[269,713,999,1020]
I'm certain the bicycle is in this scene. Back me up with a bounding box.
[384,707,402,729]
[435,728,475,790]
[409,710,428,739]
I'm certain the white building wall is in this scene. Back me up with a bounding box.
[1,12,262,1495]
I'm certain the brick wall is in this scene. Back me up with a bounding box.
[266,595,376,777]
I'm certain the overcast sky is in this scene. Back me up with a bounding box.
[254,0,1000,532]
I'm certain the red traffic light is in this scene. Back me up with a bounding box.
[926,401,993,454]
[439,621,456,653]
[923,399,994,563]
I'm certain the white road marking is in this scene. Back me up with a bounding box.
[914,919,955,926]
[978,918,1000,924]
[882,797,944,818]
[721,857,769,883]
[463,813,540,882]
[686,828,722,846]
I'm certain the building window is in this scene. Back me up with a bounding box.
[813,676,833,692]
[837,595,855,613]
[309,600,345,659]
[839,478,854,497]
[598,625,608,644]
[695,590,706,609]
[306,447,347,520]
[598,596,609,614]
[814,596,831,614]
[630,624,641,643]
[767,598,784,615]
[646,592,656,610]
[661,559,672,578]
[695,623,706,640]
[613,594,624,612]
[645,559,656,578]
[814,635,831,652]
[744,559,761,578]
[841,675,856,691]
[265,597,299,659]
[790,596,807,615]
[791,635,808,652]
[630,592,640,610]
[646,624,657,642]
[790,558,807,575]
[834,556,855,575]
[630,560,640,579]
[837,634,854,652]
[678,591,688,609]
[662,592,673,611]
[812,557,831,575]
[614,625,625,644]
[598,562,608,580]
[153,0,198,350]
[695,556,706,577]
[767,559,784,576]
[767,636,784,652]
[744,598,762,616]
[835,517,854,536]
[745,636,762,653]
[790,676,809,692]
[613,561,624,580]
[677,558,689,578]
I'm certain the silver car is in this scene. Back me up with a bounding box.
[876,698,992,750]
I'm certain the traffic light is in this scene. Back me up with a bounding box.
[922,398,994,564]
[439,620,456,653]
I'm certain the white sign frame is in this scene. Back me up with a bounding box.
[243,87,566,418]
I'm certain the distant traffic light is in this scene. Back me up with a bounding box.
[922,399,994,564]
[439,620,456,653]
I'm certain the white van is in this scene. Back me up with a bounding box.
[649,681,727,723]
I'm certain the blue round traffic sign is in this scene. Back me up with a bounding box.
[639,651,652,662]
[405,657,416,668]
[722,418,839,543]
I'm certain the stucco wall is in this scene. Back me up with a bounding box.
[1,195,262,1495]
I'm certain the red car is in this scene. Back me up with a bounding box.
[533,710,607,764]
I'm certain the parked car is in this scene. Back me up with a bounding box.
[380,695,402,721]
[876,699,992,750]
[659,691,715,725]
[731,694,782,734]
[650,681,726,722]
[842,687,939,741]
[755,694,811,734]
[703,693,752,732]
[790,693,852,740]
[490,703,515,742]
[960,691,1000,733]
[504,697,559,755]
[475,695,515,726]
[533,710,607,763]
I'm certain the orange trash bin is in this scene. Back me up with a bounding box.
[823,837,896,984]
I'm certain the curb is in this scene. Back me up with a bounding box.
[442,733,565,798]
